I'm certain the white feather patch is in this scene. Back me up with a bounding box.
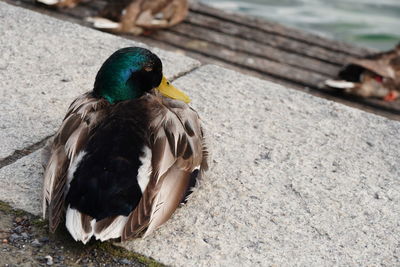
[66,205,128,243]
[86,17,120,29]
[66,151,86,192]
[325,79,356,89]
[137,146,152,192]
[37,0,60,5]
[94,216,128,241]
[65,205,95,244]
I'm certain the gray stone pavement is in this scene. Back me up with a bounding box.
[1,2,400,266]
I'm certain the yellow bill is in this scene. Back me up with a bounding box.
[156,76,191,103]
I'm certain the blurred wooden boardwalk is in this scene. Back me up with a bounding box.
[6,0,400,120]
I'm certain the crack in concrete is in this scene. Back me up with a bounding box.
[170,64,203,82]
[286,183,333,240]
[0,135,52,170]
[286,183,312,214]
[310,225,332,240]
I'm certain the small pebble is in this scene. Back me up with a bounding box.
[14,226,23,234]
[120,258,131,265]
[39,237,50,243]
[45,255,53,265]
[366,141,374,147]
[9,233,20,242]
[32,239,42,247]
[14,217,22,223]
[2,239,8,244]
[21,232,29,239]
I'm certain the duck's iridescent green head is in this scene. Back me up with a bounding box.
[93,47,190,104]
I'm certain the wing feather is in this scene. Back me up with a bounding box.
[42,93,109,232]
[122,96,207,240]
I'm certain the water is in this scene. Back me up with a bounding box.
[199,0,400,51]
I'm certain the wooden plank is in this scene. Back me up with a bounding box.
[185,12,350,66]
[171,22,340,76]
[189,2,375,57]
[149,30,330,87]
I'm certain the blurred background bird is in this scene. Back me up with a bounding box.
[325,43,400,101]
[36,0,188,35]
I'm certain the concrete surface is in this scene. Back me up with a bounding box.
[0,150,43,215]
[1,2,400,266]
[0,1,200,160]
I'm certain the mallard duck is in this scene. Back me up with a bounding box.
[88,0,188,35]
[36,0,188,35]
[325,43,400,101]
[42,47,208,244]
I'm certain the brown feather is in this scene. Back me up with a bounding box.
[41,137,54,169]
[46,147,68,232]
[56,114,82,145]
[122,95,208,240]
[94,216,118,234]
[143,160,191,237]
[164,125,176,156]
[81,214,93,234]
[183,120,195,137]
[176,134,187,157]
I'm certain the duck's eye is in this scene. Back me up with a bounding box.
[167,81,170,86]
